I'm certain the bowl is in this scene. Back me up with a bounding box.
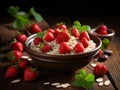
[24,34,102,72]
[89,28,115,41]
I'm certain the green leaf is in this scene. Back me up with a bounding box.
[73,20,81,31]
[37,32,44,39]
[79,69,87,76]
[7,6,20,17]
[85,74,95,82]
[29,7,43,22]
[81,25,91,32]
[101,38,110,50]
[13,15,29,30]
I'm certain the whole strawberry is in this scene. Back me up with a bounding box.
[11,41,23,52]
[33,37,43,45]
[30,23,42,34]
[97,24,108,35]
[94,63,108,76]
[80,37,89,48]
[73,42,84,53]
[7,50,22,64]
[79,31,90,41]
[43,32,55,42]
[24,67,38,81]
[56,31,70,43]
[41,43,51,53]
[71,28,80,37]
[5,65,18,78]
[18,59,30,70]
[16,33,27,44]
[59,42,71,54]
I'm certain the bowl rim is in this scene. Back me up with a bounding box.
[89,28,115,37]
[24,33,102,57]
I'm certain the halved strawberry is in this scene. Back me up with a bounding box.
[59,42,71,54]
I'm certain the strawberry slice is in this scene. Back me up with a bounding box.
[59,42,71,54]
[73,42,84,53]
[56,31,70,43]
[24,67,38,81]
[5,65,18,78]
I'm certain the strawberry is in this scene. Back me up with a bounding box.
[33,37,43,45]
[97,24,108,35]
[73,42,84,53]
[80,37,89,48]
[55,23,67,30]
[43,32,55,42]
[56,31,70,43]
[71,28,80,37]
[11,41,23,52]
[7,50,22,64]
[41,43,51,53]
[94,63,108,76]
[16,33,27,44]
[53,28,61,37]
[47,28,55,34]
[18,59,30,70]
[30,23,42,34]
[5,65,18,78]
[95,49,103,58]
[24,67,38,81]
[59,42,71,54]
[79,31,90,41]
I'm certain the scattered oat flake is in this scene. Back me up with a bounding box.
[11,79,20,84]
[51,82,60,86]
[96,77,103,82]
[56,85,62,88]
[61,84,68,88]
[21,56,29,59]
[43,82,50,85]
[90,63,96,67]
[104,80,111,86]
[98,82,103,86]
[28,58,32,61]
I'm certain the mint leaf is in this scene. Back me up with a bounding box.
[73,20,81,31]
[29,7,43,22]
[81,25,91,32]
[7,6,19,17]
[101,38,110,50]
[37,32,44,39]
[13,15,29,30]
[73,69,95,89]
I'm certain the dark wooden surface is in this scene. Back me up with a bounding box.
[0,16,120,90]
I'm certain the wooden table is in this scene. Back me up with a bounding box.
[0,16,120,90]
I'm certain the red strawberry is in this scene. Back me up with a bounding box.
[94,63,108,76]
[24,67,38,81]
[95,49,103,58]
[71,28,80,37]
[56,31,70,43]
[41,43,51,53]
[55,23,67,30]
[30,23,42,34]
[33,37,43,45]
[47,28,55,34]
[16,33,27,44]
[53,28,61,37]
[80,37,89,48]
[11,41,23,52]
[7,50,22,64]
[43,32,55,42]
[59,42,71,54]
[97,24,108,35]
[5,65,18,78]
[73,42,84,53]
[79,31,90,41]
[18,59,30,70]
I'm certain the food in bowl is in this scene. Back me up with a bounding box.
[24,21,102,72]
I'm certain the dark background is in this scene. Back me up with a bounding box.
[0,0,119,17]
